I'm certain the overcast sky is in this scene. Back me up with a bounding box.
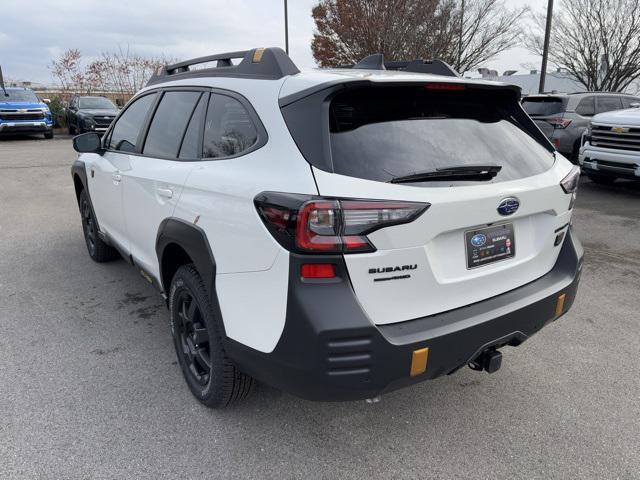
[0,0,546,84]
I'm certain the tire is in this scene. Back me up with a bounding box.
[169,264,254,408]
[44,130,54,139]
[588,174,616,185]
[68,120,76,135]
[78,189,119,262]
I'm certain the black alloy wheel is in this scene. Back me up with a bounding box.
[81,193,97,256]
[169,264,254,407]
[173,290,211,386]
[78,190,119,262]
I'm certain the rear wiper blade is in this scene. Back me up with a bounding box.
[389,165,502,184]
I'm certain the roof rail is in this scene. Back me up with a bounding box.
[146,47,300,86]
[340,54,459,77]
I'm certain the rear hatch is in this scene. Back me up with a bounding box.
[282,81,574,325]
[522,95,568,138]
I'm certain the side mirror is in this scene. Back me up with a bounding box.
[73,132,103,153]
[42,98,51,104]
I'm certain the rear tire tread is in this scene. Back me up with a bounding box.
[170,264,254,408]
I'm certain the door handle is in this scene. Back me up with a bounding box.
[112,173,122,183]
[157,188,173,199]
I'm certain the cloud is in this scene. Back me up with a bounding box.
[2,0,541,84]
[2,0,317,83]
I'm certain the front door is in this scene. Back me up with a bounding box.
[122,89,207,281]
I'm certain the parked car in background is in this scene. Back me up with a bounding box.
[579,106,640,184]
[66,95,118,135]
[0,87,54,138]
[522,92,640,162]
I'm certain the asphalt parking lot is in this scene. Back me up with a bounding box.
[1,135,639,479]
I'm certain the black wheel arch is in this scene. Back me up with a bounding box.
[156,218,217,303]
[71,159,88,204]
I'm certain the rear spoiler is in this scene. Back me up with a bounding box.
[338,53,459,78]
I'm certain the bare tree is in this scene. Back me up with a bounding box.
[311,0,527,73]
[50,47,172,100]
[526,0,640,91]
[453,0,528,73]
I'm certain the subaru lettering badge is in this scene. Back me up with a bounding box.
[497,197,520,216]
[471,233,487,247]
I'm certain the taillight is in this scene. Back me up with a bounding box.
[561,165,580,210]
[546,117,572,128]
[255,193,429,254]
[561,166,580,194]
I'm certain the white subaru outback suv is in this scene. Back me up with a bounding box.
[71,47,583,408]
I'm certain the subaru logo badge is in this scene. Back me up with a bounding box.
[471,233,487,247]
[497,197,520,216]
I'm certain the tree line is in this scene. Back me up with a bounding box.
[312,0,640,92]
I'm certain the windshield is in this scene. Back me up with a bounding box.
[79,97,116,110]
[1,89,40,103]
[522,97,565,116]
[328,86,555,185]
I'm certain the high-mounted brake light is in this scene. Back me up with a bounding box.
[255,193,429,254]
[424,83,466,91]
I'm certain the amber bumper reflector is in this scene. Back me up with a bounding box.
[555,293,566,317]
[410,348,429,377]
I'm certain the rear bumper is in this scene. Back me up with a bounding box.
[225,228,584,401]
[579,144,640,179]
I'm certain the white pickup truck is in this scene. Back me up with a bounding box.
[579,107,640,184]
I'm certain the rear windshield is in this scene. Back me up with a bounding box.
[522,97,565,116]
[328,86,554,184]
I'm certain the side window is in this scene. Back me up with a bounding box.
[203,94,258,158]
[621,96,640,108]
[179,94,208,159]
[108,93,157,152]
[596,96,623,114]
[143,91,201,158]
[575,96,595,116]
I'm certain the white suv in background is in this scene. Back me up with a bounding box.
[580,107,640,184]
[71,47,583,408]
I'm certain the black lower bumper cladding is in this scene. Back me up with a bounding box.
[225,228,584,401]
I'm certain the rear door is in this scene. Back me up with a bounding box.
[122,89,207,280]
[297,84,574,325]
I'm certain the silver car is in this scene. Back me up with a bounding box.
[522,92,640,163]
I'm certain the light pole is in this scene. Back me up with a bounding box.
[539,0,554,93]
[457,0,465,72]
[284,0,289,55]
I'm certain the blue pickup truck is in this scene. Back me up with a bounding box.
[0,87,54,138]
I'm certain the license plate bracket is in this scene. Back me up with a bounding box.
[465,223,515,269]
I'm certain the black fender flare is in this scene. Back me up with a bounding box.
[155,218,218,303]
[71,159,88,203]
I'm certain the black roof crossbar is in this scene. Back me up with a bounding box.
[341,54,459,77]
[146,47,300,86]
